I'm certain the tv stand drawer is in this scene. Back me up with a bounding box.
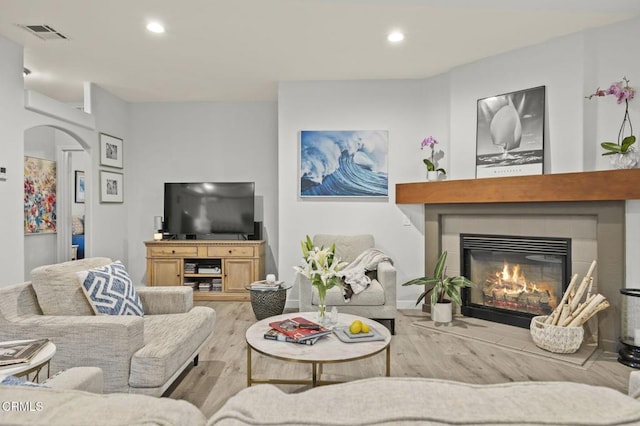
[208,246,254,257]
[150,246,199,257]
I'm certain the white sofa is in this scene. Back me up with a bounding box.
[0,258,216,395]
[2,374,640,425]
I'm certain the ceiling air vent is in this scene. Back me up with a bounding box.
[18,24,69,40]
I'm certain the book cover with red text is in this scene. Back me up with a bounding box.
[268,317,332,342]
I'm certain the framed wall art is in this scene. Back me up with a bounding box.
[99,133,123,169]
[24,156,57,234]
[75,170,85,203]
[100,170,124,203]
[299,130,389,197]
[476,86,545,178]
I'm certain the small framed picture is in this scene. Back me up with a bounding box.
[74,170,85,203]
[100,170,124,203]
[99,133,123,169]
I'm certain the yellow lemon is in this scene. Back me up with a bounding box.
[349,320,362,334]
[361,323,370,333]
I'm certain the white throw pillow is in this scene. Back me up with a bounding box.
[76,261,144,316]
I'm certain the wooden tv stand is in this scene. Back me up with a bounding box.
[144,240,265,301]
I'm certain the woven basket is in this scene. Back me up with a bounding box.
[530,315,584,354]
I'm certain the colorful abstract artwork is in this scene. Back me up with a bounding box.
[300,130,388,197]
[24,156,57,234]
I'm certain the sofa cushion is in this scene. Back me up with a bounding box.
[0,386,207,426]
[30,257,113,316]
[312,279,385,306]
[76,261,144,316]
[210,377,640,426]
[129,306,215,388]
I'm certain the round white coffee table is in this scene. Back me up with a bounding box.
[0,340,56,383]
[246,312,391,387]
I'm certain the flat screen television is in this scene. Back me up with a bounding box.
[164,182,255,237]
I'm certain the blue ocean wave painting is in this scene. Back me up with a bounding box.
[300,130,388,197]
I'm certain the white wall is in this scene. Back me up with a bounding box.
[449,32,587,178]
[278,79,442,308]
[0,34,131,286]
[0,37,27,285]
[126,101,278,285]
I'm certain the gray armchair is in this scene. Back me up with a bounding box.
[297,234,396,334]
[0,258,215,395]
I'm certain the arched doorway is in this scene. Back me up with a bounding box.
[23,125,90,278]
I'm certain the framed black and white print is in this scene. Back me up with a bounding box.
[99,133,123,169]
[476,86,545,178]
[100,170,123,203]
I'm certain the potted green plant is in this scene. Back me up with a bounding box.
[402,251,473,323]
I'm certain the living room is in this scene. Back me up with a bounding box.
[2,1,640,424]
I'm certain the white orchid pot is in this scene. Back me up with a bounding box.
[427,171,440,181]
[431,301,453,324]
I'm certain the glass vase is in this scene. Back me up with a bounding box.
[610,146,640,169]
[316,285,327,324]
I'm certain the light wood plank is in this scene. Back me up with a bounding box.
[166,302,631,418]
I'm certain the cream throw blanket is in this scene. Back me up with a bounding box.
[340,248,393,302]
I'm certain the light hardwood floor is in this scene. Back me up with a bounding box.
[166,301,631,418]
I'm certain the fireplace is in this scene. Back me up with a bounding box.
[460,234,571,328]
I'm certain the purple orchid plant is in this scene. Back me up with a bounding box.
[586,76,636,156]
[421,136,446,175]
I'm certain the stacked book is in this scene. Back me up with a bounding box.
[0,339,49,366]
[264,316,332,345]
[250,280,284,290]
[184,262,197,274]
[198,282,212,291]
[211,278,222,292]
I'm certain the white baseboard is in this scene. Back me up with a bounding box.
[284,300,422,310]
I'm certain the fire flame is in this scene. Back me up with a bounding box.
[494,262,547,296]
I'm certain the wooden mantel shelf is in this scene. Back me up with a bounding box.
[396,169,640,204]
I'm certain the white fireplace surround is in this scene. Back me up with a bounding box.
[425,201,624,353]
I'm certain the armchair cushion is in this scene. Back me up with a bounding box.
[30,257,113,316]
[312,279,385,306]
[313,234,374,263]
[136,286,193,315]
[129,307,215,388]
[76,261,144,316]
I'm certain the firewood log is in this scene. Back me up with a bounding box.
[567,294,607,327]
[547,274,578,325]
[569,260,597,312]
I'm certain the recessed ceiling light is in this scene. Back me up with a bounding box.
[387,31,405,43]
[146,22,165,34]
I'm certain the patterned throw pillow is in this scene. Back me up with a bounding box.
[76,261,144,316]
